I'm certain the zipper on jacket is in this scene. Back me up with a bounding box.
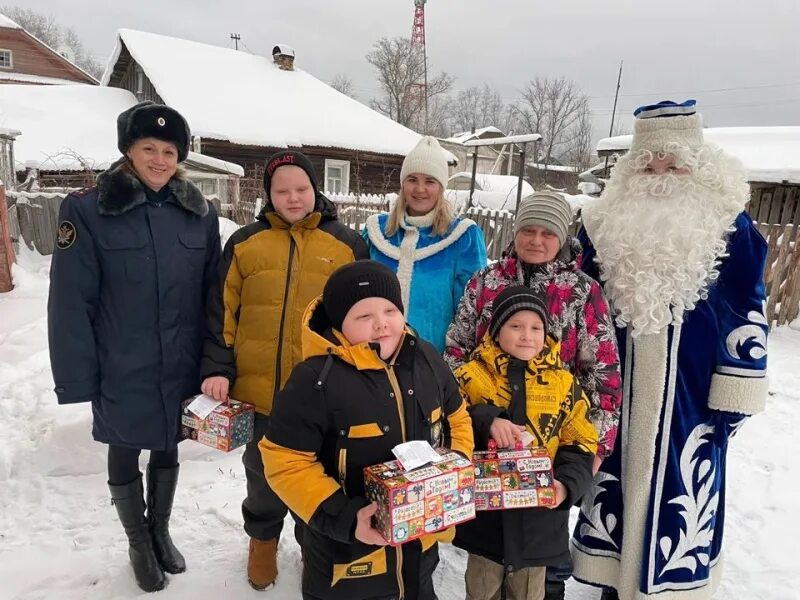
[337,447,347,488]
[385,366,407,441]
[273,237,296,398]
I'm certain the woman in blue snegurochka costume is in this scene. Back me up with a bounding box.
[362,136,487,353]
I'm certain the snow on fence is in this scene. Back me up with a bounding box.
[749,184,800,327]
[329,193,391,231]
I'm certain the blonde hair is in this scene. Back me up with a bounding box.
[384,185,454,237]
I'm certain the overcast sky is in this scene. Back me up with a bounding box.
[18,0,800,141]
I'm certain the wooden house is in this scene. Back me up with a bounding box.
[0,13,96,85]
[102,29,438,199]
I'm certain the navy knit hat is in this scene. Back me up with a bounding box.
[117,101,191,162]
[323,260,404,331]
[263,150,319,200]
[488,286,549,340]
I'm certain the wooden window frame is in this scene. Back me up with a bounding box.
[0,49,13,69]
[324,159,350,195]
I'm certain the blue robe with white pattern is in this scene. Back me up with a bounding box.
[571,212,769,599]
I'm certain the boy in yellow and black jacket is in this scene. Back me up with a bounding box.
[452,286,598,600]
[261,261,473,600]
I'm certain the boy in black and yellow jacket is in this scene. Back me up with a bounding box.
[452,286,598,600]
[261,260,473,600]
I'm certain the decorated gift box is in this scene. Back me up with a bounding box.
[472,440,556,510]
[181,397,255,452]
[364,448,476,546]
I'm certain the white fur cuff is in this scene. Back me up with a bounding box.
[708,372,768,415]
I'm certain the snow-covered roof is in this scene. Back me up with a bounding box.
[448,171,534,197]
[0,84,243,175]
[101,29,429,157]
[444,126,505,145]
[0,127,20,138]
[0,13,20,29]
[597,127,800,185]
[0,72,81,85]
[185,153,244,176]
[527,162,578,173]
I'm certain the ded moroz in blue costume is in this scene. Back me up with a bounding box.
[570,100,769,600]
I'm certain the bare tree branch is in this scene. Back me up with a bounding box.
[514,76,590,167]
[448,84,508,134]
[366,36,453,134]
[330,73,357,99]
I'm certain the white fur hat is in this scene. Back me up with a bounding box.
[401,136,449,188]
[629,100,704,154]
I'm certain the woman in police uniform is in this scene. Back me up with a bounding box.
[47,102,221,593]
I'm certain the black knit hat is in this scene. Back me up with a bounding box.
[323,260,404,331]
[117,101,191,162]
[488,286,549,340]
[263,150,319,200]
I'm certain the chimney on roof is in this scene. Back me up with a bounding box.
[272,44,295,71]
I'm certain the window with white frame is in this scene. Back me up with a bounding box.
[324,159,350,195]
[0,50,12,69]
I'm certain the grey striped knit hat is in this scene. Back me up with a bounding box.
[514,192,572,247]
[488,286,549,340]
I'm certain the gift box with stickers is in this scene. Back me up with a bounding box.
[364,446,476,546]
[472,440,557,510]
[181,397,255,452]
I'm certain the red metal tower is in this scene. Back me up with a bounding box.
[411,0,426,47]
[409,0,428,130]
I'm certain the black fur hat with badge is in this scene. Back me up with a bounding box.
[117,101,191,162]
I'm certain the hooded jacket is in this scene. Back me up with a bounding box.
[453,334,597,570]
[201,192,368,414]
[260,298,473,599]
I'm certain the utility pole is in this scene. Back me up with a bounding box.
[230,33,241,51]
[608,60,624,137]
[604,60,624,176]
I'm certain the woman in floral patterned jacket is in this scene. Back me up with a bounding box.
[444,192,622,470]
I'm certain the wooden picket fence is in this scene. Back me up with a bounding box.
[329,194,390,231]
[748,184,800,327]
[6,191,65,255]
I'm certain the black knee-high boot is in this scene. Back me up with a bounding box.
[600,589,620,600]
[146,464,186,574]
[109,476,167,592]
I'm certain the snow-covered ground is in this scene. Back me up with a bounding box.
[1,247,797,599]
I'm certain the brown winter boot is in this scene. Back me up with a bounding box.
[247,537,278,590]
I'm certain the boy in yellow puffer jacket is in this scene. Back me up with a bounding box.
[261,260,473,600]
[452,286,597,600]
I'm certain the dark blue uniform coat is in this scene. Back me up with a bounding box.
[48,159,221,450]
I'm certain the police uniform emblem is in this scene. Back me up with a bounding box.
[157,116,166,126]
[56,221,77,250]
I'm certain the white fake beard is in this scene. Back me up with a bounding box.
[584,149,748,336]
